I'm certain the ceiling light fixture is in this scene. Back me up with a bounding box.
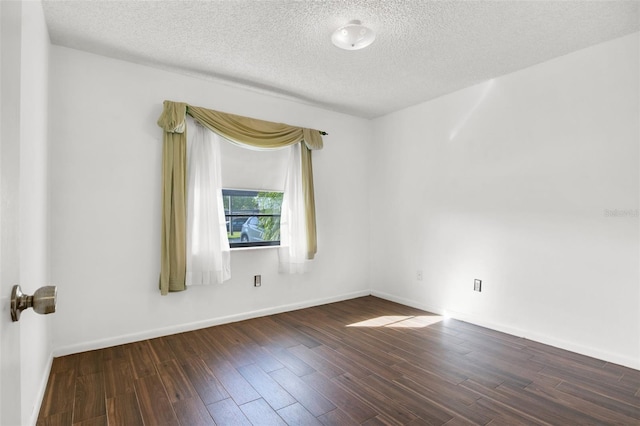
[331,20,375,51]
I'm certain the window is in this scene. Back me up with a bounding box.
[222,189,283,248]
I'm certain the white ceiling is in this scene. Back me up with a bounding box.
[42,0,639,119]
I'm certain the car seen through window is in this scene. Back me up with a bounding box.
[222,189,283,248]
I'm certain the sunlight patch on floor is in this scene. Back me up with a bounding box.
[347,315,443,328]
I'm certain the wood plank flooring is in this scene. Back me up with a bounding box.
[37,296,640,425]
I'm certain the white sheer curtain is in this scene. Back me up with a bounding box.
[279,143,309,273]
[186,122,231,285]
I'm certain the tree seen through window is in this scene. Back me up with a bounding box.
[222,189,283,247]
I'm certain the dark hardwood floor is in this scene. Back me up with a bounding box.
[37,296,640,425]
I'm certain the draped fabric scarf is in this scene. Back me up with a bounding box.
[157,101,323,295]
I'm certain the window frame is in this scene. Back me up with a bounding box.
[222,188,283,249]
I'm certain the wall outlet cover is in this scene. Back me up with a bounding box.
[474,279,482,292]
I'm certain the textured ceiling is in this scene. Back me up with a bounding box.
[42,0,639,118]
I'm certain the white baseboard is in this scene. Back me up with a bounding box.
[53,289,370,357]
[370,290,444,317]
[371,290,640,371]
[53,288,639,371]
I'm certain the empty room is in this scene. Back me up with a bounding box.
[1,0,638,425]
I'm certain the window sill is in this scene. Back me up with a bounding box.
[230,245,280,252]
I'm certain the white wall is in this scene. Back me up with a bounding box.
[46,20,639,375]
[49,46,371,354]
[0,1,51,424]
[370,33,640,369]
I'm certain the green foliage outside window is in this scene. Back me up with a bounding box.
[256,191,283,241]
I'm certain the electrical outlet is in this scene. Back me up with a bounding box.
[416,270,423,281]
[254,275,261,287]
[474,279,482,292]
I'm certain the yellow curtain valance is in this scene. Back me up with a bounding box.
[157,100,323,295]
[157,101,324,150]
[157,101,188,134]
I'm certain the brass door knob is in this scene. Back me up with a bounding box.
[10,285,57,322]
